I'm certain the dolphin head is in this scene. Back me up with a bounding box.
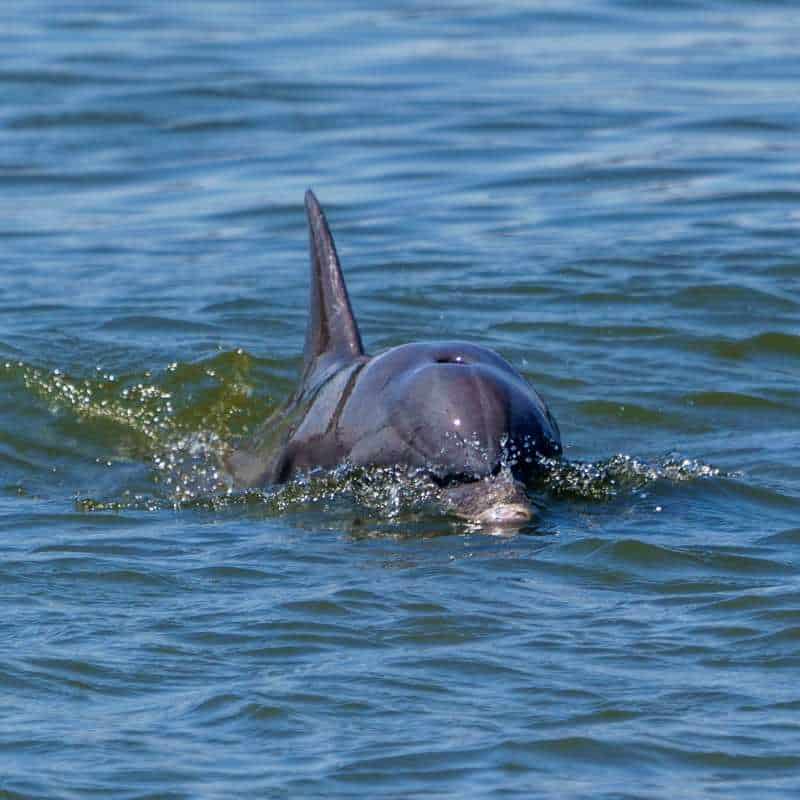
[337,340,561,484]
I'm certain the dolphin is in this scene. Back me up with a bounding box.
[226,191,562,524]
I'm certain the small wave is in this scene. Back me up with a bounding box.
[757,527,800,546]
[164,117,255,134]
[183,692,288,727]
[673,284,798,311]
[0,68,87,86]
[540,453,724,500]
[98,316,220,335]
[8,110,156,130]
[683,391,793,412]
[714,332,800,360]
[561,538,790,579]
[577,400,694,430]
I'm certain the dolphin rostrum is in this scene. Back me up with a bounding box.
[226,191,562,524]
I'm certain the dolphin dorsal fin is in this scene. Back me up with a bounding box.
[302,190,364,384]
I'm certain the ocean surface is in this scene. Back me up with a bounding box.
[1,2,799,798]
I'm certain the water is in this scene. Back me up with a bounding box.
[1,1,799,797]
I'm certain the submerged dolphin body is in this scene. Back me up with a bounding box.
[227,191,562,523]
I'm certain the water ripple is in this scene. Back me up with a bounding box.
[1,1,799,797]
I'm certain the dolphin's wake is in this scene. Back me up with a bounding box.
[6,359,726,530]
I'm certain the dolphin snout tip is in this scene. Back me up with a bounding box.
[441,474,535,530]
[473,502,533,527]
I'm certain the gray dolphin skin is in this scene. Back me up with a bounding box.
[226,191,562,523]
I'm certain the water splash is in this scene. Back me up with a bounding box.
[539,453,726,500]
[5,353,256,505]
[77,464,444,522]
[5,359,726,519]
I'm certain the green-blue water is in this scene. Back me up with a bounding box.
[1,2,799,797]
